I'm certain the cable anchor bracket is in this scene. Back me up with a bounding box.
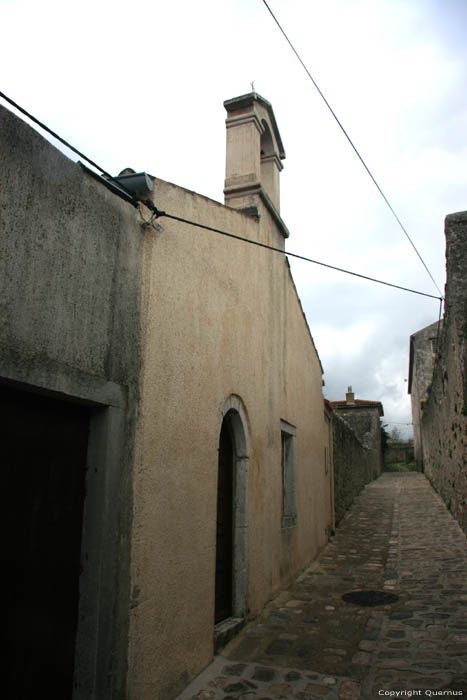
[142,200,166,219]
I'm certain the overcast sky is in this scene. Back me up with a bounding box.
[2,0,466,438]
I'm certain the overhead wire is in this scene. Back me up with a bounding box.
[161,212,441,301]
[0,90,140,207]
[261,0,444,299]
[0,90,441,303]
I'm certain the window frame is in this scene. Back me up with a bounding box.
[280,419,297,529]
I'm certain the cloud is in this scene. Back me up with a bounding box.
[1,0,463,440]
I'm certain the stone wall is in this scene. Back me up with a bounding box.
[331,406,382,479]
[331,412,373,524]
[408,321,440,469]
[384,442,415,465]
[421,211,467,535]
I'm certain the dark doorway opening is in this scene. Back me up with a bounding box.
[0,385,90,700]
[215,416,234,624]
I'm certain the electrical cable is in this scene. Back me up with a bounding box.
[161,212,441,301]
[1,90,432,436]
[0,90,442,302]
[0,90,140,207]
[261,0,444,299]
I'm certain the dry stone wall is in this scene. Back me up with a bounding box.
[409,321,440,469]
[421,211,467,535]
[332,406,382,480]
[331,412,373,524]
[384,442,414,465]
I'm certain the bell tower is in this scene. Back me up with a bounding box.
[223,92,285,216]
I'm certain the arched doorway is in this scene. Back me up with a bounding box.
[215,417,234,623]
[214,397,249,628]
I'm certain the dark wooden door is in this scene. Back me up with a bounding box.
[0,386,89,699]
[215,419,234,623]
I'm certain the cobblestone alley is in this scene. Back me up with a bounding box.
[176,472,467,700]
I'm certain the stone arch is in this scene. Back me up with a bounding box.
[260,119,275,158]
[216,395,249,623]
[220,394,249,459]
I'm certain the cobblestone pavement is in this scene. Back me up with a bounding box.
[176,473,467,700]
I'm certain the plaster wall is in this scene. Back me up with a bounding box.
[128,178,331,700]
[0,104,144,698]
[224,93,284,214]
[261,156,280,210]
[421,212,467,534]
[225,119,261,188]
[0,99,332,700]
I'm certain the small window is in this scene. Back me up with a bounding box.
[280,420,297,529]
[430,337,439,355]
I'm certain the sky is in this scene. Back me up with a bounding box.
[1,0,466,438]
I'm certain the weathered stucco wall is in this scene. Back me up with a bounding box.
[0,104,144,698]
[421,211,467,535]
[0,108,143,392]
[128,178,332,700]
[331,412,373,524]
[1,98,333,700]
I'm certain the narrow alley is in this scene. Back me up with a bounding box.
[177,473,467,700]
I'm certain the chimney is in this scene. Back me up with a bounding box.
[346,386,355,404]
[223,92,285,214]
